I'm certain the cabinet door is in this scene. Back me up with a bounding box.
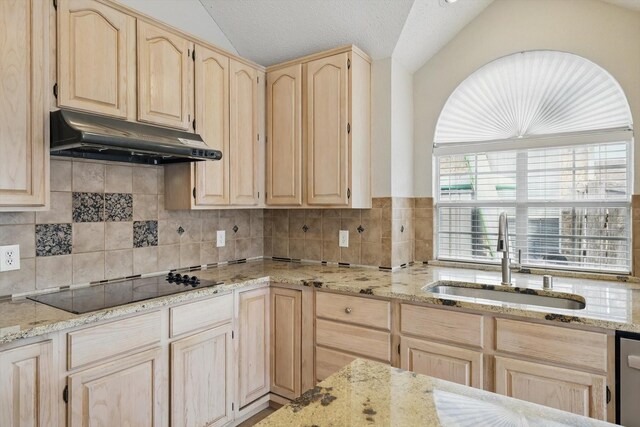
[270,287,302,399]
[229,60,258,205]
[0,340,56,427]
[137,21,192,130]
[0,0,48,208]
[57,0,135,119]
[400,337,483,388]
[171,325,233,427]
[194,46,230,205]
[495,356,607,420]
[238,287,269,407]
[315,346,357,382]
[68,347,166,427]
[306,53,349,206]
[266,64,302,206]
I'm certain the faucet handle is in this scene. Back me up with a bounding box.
[497,212,510,253]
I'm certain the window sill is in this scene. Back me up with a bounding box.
[426,259,637,284]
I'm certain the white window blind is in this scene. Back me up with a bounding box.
[436,141,631,273]
[433,50,633,274]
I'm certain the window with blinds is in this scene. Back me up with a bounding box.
[433,50,633,274]
[436,141,631,272]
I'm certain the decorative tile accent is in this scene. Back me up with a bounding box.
[133,220,158,248]
[73,192,104,223]
[36,224,72,257]
[105,193,133,222]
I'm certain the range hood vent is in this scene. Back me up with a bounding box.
[50,109,222,165]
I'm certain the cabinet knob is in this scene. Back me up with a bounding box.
[345,307,352,314]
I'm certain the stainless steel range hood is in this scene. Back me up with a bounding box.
[50,109,222,165]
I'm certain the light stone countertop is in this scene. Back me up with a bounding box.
[2,259,640,344]
[256,358,615,427]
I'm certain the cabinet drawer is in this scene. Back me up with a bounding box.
[68,311,161,370]
[401,304,483,348]
[316,292,390,330]
[170,293,233,337]
[316,318,390,362]
[495,318,608,372]
[315,346,358,382]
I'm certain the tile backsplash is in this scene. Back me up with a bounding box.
[0,158,435,297]
[263,197,432,269]
[0,158,264,297]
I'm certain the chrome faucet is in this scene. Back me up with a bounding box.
[497,212,511,285]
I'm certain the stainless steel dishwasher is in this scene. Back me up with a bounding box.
[617,331,640,426]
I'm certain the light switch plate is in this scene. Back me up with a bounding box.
[339,230,349,248]
[0,244,20,272]
[216,230,225,247]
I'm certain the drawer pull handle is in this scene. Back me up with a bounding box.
[345,307,352,314]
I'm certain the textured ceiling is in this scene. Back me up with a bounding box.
[198,0,414,66]
[602,0,640,11]
[197,0,640,70]
[393,0,493,72]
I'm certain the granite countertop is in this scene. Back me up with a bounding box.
[2,259,640,344]
[256,358,614,427]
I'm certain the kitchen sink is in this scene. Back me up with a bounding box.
[426,282,586,310]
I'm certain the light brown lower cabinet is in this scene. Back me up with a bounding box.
[171,324,233,427]
[315,346,357,382]
[270,287,302,399]
[400,336,483,388]
[237,287,270,407]
[67,347,167,427]
[495,356,607,420]
[0,340,56,427]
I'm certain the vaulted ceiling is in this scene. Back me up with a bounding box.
[199,0,640,71]
[198,0,415,66]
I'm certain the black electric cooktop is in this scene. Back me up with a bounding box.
[27,272,222,314]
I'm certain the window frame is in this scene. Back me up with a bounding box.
[433,135,633,274]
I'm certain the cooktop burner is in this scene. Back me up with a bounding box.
[27,272,222,314]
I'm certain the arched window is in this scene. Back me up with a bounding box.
[433,50,633,273]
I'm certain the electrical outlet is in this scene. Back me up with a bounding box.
[216,230,225,248]
[0,245,20,272]
[339,230,349,248]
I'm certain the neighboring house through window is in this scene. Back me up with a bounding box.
[433,51,634,273]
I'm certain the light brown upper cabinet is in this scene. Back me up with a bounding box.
[229,60,259,205]
[57,0,135,119]
[137,21,193,130]
[194,46,230,206]
[0,0,49,210]
[265,46,371,208]
[163,55,263,210]
[306,53,349,206]
[266,64,302,205]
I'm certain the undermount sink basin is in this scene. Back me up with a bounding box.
[427,282,586,310]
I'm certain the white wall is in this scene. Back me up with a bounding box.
[371,58,415,198]
[117,0,238,54]
[413,0,640,196]
[371,59,392,197]
[391,59,414,197]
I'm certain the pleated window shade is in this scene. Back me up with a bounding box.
[434,51,633,273]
